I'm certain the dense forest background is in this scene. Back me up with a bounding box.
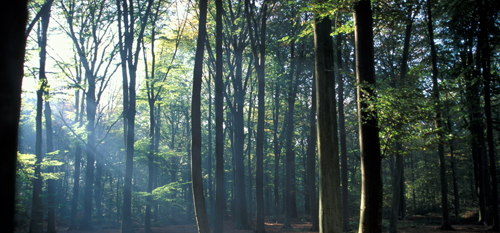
[14,0,500,232]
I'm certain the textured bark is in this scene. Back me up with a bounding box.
[314,5,342,233]
[354,1,383,232]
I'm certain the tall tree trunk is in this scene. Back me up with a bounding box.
[0,1,27,232]
[95,155,103,222]
[69,74,83,229]
[389,8,413,232]
[314,4,342,233]
[390,144,403,233]
[45,97,57,233]
[427,1,452,229]
[245,0,269,231]
[446,115,459,218]
[30,5,51,232]
[40,2,56,232]
[283,38,296,230]
[214,0,224,231]
[308,76,319,231]
[247,81,254,221]
[273,80,281,223]
[336,32,350,233]
[479,0,499,229]
[118,0,154,232]
[354,1,382,232]
[191,0,210,231]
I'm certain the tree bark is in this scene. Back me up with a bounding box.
[191,0,210,231]
[118,0,154,232]
[42,4,55,231]
[214,0,225,230]
[479,0,499,229]
[0,2,28,233]
[45,98,57,233]
[354,1,383,232]
[427,0,452,229]
[336,32,350,233]
[314,4,342,233]
[308,75,319,231]
[30,5,51,232]
[245,0,269,232]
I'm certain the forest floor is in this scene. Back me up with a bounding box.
[48,215,498,233]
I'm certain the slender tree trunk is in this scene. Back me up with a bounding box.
[247,82,254,221]
[446,116,459,218]
[30,6,51,232]
[69,75,83,229]
[214,0,224,230]
[390,8,413,232]
[30,59,44,233]
[308,76,319,231]
[336,32,350,233]
[45,97,57,233]
[245,0,269,231]
[354,1,383,232]
[283,39,296,230]
[314,4,342,232]
[390,144,403,233]
[273,81,281,223]
[40,3,56,232]
[427,1,452,229]
[191,0,210,231]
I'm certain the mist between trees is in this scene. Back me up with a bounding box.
[11,0,500,233]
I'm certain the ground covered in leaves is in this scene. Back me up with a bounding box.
[40,215,498,233]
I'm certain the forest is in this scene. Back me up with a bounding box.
[2,0,499,232]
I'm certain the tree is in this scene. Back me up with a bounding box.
[336,30,350,233]
[117,0,154,232]
[389,3,414,232]
[313,2,342,232]
[307,76,319,231]
[214,0,225,231]
[0,1,28,232]
[426,0,452,229]
[191,0,210,231]
[354,1,383,232]
[246,0,269,231]
[45,89,56,233]
[60,0,119,228]
[29,3,51,232]
[479,0,499,229]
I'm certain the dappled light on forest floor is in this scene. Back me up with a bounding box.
[38,218,496,233]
